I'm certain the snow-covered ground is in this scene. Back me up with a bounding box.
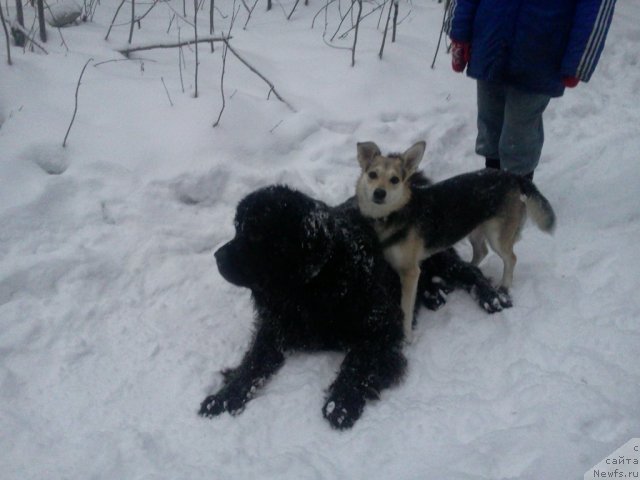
[1,1,639,479]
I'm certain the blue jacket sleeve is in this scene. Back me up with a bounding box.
[444,0,480,43]
[561,0,617,81]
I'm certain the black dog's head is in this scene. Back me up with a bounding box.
[215,186,334,291]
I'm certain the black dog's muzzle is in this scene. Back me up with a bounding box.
[215,240,250,287]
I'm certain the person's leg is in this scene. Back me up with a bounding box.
[499,86,551,176]
[476,80,506,169]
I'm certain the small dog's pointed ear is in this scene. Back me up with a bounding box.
[403,141,426,174]
[357,142,381,171]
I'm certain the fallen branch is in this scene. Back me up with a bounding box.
[63,58,93,148]
[222,39,296,112]
[93,57,156,67]
[116,35,230,55]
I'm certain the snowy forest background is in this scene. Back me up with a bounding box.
[1,1,639,479]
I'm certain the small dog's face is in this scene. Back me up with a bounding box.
[215,187,332,291]
[356,141,426,219]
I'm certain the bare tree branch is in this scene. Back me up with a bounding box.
[63,58,93,148]
[337,2,383,40]
[212,41,228,127]
[287,0,301,20]
[243,0,260,29]
[116,35,230,55]
[331,0,354,41]
[311,0,337,30]
[223,40,296,112]
[213,1,239,126]
[105,0,126,40]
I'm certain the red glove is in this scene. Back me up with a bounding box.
[451,40,471,73]
[562,76,579,88]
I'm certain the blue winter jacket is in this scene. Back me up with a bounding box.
[445,0,617,97]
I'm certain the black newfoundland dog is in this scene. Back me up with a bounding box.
[199,185,508,429]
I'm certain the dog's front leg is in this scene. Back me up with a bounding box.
[399,266,420,343]
[323,342,406,430]
[199,324,285,418]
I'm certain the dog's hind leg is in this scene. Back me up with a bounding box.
[469,228,489,266]
[485,221,518,294]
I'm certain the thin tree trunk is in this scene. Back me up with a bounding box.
[37,0,47,42]
[209,0,214,33]
[128,0,136,44]
[14,0,25,46]
[209,0,215,51]
[193,0,199,97]
[392,0,398,43]
[379,0,393,59]
[351,0,362,67]
[0,3,12,64]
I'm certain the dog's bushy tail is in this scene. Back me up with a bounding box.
[519,178,556,234]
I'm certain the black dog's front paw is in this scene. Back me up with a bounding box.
[322,391,366,430]
[420,276,455,311]
[199,388,247,418]
[421,288,449,311]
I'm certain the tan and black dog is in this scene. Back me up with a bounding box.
[356,141,556,342]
